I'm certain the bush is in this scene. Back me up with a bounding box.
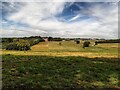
[16,40,30,51]
[95,42,98,45]
[76,41,80,44]
[6,40,30,51]
[33,38,43,45]
[29,38,45,46]
[6,43,17,50]
[83,41,90,48]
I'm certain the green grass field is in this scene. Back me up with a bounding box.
[1,41,120,89]
[1,41,119,58]
[2,55,119,89]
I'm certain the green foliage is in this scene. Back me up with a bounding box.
[83,41,90,48]
[95,42,98,45]
[4,36,45,51]
[48,37,63,41]
[48,37,53,41]
[29,38,44,46]
[76,41,80,44]
[95,39,120,44]
[13,39,19,42]
[6,43,17,50]
[2,38,14,43]
[6,40,30,51]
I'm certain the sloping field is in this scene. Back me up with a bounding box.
[1,41,119,58]
[2,41,119,89]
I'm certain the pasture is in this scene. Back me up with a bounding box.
[1,40,120,89]
[1,40,118,58]
[2,55,119,89]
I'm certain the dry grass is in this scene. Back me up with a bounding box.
[1,41,119,58]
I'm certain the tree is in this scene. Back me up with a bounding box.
[83,41,90,48]
[6,40,30,51]
[76,41,80,44]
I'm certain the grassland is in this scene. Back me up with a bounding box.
[2,55,119,89]
[1,41,119,58]
[1,41,120,89]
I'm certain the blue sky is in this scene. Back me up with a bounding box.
[1,1,118,39]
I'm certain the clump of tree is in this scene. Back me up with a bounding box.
[48,37,63,41]
[6,40,30,51]
[2,38,14,43]
[29,38,44,46]
[95,39,120,44]
[6,43,17,50]
[83,41,90,48]
[2,36,45,50]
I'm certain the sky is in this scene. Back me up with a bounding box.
[0,1,118,39]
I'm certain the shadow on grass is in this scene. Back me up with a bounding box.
[2,55,120,90]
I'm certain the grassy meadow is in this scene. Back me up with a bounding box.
[1,40,120,89]
[1,40,119,58]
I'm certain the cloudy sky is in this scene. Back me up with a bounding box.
[1,1,118,39]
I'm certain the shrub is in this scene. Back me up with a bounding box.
[29,38,45,46]
[33,39,42,45]
[6,43,17,50]
[76,41,80,44]
[16,40,30,51]
[95,42,98,45]
[6,40,30,51]
[83,41,90,48]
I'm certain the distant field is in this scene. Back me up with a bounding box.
[1,41,119,58]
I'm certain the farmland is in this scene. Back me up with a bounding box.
[1,40,119,58]
[1,40,120,89]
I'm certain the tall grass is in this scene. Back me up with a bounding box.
[2,55,119,89]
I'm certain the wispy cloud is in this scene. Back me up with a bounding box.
[68,14,80,22]
[1,2,118,39]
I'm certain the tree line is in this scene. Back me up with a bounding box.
[95,39,120,44]
[2,36,45,51]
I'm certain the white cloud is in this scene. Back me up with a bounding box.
[68,14,80,22]
[8,2,65,25]
[2,2,118,39]
[1,0,119,2]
